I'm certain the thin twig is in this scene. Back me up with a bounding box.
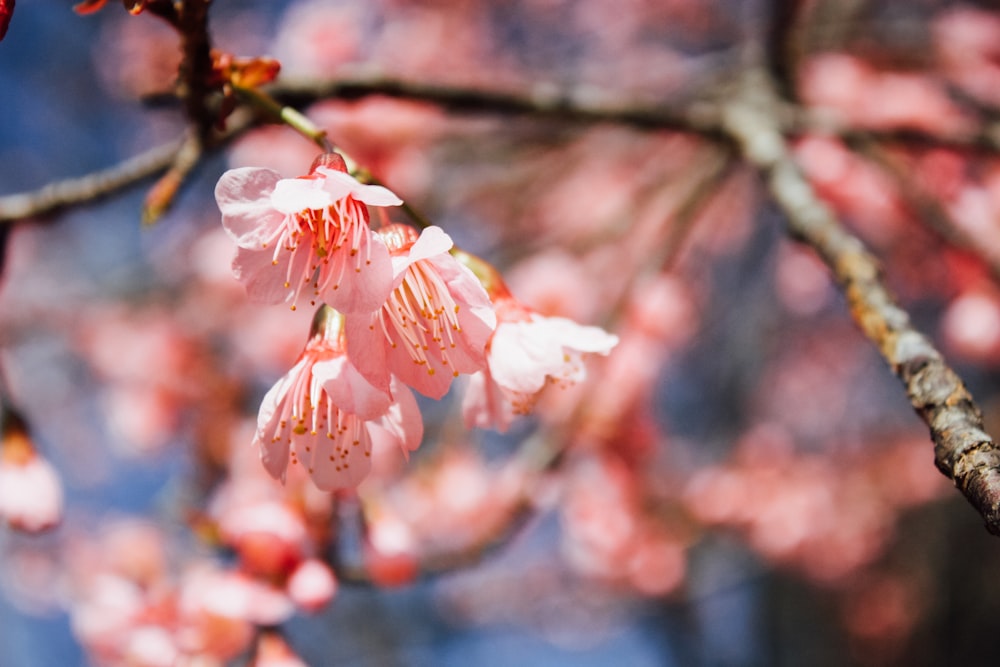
[853,138,1000,283]
[141,130,203,225]
[721,65,1000,535]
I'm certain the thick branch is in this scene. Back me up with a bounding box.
[0,139,182,223]
[175,0,216,147]
[765,0,808,99]
[6,75,1000,228]
[720,66,1000,535]
[271,76,728,138]
[275,76,1000,155]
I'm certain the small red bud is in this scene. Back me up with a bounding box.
[309,152,348,175]
[73,0,108,14]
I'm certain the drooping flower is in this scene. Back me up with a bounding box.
[254,305,422,491]
[462,279,619,432]
[345,224,496,399]
[214,153,400,313]
[0,412,63,532]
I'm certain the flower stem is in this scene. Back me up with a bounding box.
[232,84,332,151]
[351,165,433,230]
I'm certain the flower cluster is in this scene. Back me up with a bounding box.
[216,153,619,490]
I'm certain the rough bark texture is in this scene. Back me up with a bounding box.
[721,66,1000,534]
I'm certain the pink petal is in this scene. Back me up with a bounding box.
[231,245,304,305]
[314,168,403,206]
[406,226,454,264]
[215,167,286,247]
[433,256,495,317]
[253,376,293,482]
[351,182,403,206]
[270,177,332,213]
[488,322,558,394]
[369,380,423,457]
[297,426,373,491]
[386,379,424,454]
[534,315,620,354]
[344,312,393,395]
[389,353,456,400]
[461,370,515,432]
[314,167,358,201]
[322,231,394,314]
[313,356,392,421]
[389,226,454,279]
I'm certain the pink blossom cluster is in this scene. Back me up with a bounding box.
[67,517,316,667]
[215,152,619,492]
[683,426,949,584]
[0,414,62,533]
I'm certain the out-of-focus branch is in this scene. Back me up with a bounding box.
[790,109,1000,154]
[7,73,1000,225]
[0,106,261,225]
[271,76,729,138]
[720,65,1000,535]
[275,75,1000,155]
[174,0,216,147]
[0,139,183,223]
[765,0,808,99]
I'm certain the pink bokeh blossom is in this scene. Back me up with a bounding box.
[252,632,310,667]
[0,425,62,533]
[0,452,62,533]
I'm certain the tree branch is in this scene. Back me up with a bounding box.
[6,73,1000,230]
[271,76,729,138]
[720,65,1000,535]
[0,139,183,223]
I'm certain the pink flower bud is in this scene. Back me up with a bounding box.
[0,427,62,533]
[286,559,337,612]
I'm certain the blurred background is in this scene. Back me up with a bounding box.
[4,1,1000,665]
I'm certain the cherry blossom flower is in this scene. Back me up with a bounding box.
[215,153,400,313]
[0,419,62,532]
[217,500,308,579]
[462,283,619,432]
[177,566,291,657]
[254,305,423,491]
[345,224,496,399]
